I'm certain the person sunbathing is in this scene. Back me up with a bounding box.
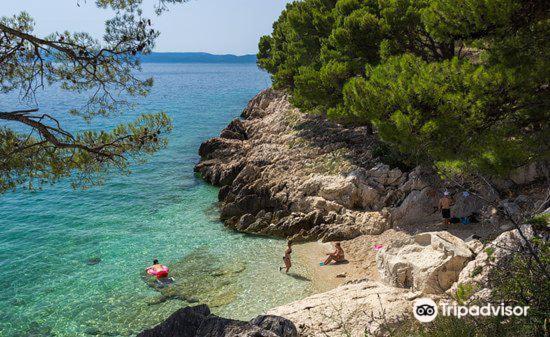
[323,242,345,265]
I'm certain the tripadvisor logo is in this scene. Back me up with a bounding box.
[413,298,438,322]
[413,298,530,322]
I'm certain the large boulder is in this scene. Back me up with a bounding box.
[301,175,360,209]
[391,187,440,226]
[351,210,391,235]
[451,192,485,219]
[398,166,432,193]
[448,225,535,301]
[249,315,299,337]
[196,316,279,337]
[377,231,473,294]
[366,163,404,186]
[267,280,419,337]
[138,305,210,337]
[509,161,548,185]
[138,305,297,337]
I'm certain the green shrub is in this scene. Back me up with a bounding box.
[526,213,550,228]
[371,141,413,171]
[258,0,549,177]
[470,266,483,278]
[487,238,550,336]
[456,283,474,305]
[387,315,479,337]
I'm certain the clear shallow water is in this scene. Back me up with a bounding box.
[0,64,312,337]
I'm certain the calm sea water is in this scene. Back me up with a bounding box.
[0,64,312,337]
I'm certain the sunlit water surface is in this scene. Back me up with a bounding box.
[0,63,312,337]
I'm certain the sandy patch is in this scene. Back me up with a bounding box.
[292,241,352,292]
[290,222,497,296]
[292,229,411,293]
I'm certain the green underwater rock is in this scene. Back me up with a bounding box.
[142,247,246,310]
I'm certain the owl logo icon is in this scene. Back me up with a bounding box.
[413,298,438,322]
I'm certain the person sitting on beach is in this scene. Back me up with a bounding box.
[146,259,169,279]
[280,240,292,273]
[438,191,454,226]
[323,242,345,265]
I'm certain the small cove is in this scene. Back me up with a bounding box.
[0,63,313,337]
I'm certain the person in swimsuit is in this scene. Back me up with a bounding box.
[323,242,345,265]
[280,240,292,273]
[146,259,169,279]
[439,191,454,226]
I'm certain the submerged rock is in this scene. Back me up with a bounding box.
[142,248,246,308]
[86,257,102,265]
[138,304,297,337]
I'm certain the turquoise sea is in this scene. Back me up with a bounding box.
[0,64,312,336]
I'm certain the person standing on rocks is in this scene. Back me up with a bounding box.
[439,191,454,226]
[280,240,293,273]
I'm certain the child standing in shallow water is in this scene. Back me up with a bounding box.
[280,240,292,273]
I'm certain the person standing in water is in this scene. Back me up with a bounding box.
[439,191,454,226]
[280,240,292,273]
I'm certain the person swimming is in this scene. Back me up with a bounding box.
[146,259,169,280]
[280,240,293,273]
[322,242,345,265]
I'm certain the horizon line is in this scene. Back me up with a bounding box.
[150,51,257,56]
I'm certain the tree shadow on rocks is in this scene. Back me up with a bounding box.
[292,114,378,171]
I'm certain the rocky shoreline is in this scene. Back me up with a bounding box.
[138,305,298,337]
[194,89,442,242]
[142,89,548,337]
[195,89,547,242]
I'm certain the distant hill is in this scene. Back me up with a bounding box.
[139,52,257,63]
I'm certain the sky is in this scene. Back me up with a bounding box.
[0,0,293,55]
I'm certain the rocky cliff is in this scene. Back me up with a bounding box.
[195,89,441,241]
[195,89,547,242]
